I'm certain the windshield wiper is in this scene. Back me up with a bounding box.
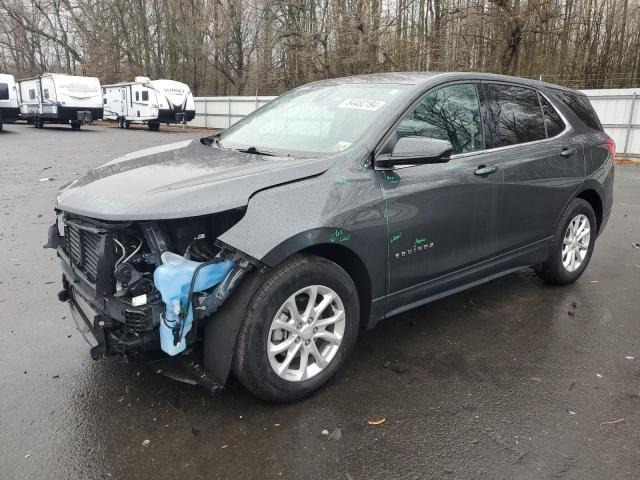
[236,146,276,156]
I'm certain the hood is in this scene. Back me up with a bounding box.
[56,140,335,221]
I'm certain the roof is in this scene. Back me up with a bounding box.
[306,71,577,92]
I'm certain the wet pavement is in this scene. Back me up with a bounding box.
[1,123,639,479]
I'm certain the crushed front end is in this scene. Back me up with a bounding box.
[46,210,253,376]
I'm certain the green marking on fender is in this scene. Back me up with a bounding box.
[414,237,426,246]
[390,232,402,244]
[335,167,350,184]
[330,228,351,243]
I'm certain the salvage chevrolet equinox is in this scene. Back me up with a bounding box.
[48,72,614,401]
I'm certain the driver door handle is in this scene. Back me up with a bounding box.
[560,147,577,157]
[474,165,499,176]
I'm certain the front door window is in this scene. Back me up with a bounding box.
[396,83,484,155]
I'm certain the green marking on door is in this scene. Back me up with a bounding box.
[390,232,402,244]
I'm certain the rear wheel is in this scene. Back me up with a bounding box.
[148,121,160,131]
[71,120,81,130]
[535,198,596,285]
[233,254,359,402]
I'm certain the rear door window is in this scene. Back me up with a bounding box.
[540,95,565,138]
[396,83,484,155]
[0,83,8,100]
[483,83,546,147]
[141,91,149,102]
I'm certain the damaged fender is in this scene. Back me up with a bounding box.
[218,149,389,317]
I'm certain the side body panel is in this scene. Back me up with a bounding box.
[0,74,19,122]
[550,89,615,233]
[18,78,41,117]
[19,74,103,121]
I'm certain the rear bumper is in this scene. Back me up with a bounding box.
[0,107,19,123]
[22,107,103,122]
[158,109,196,123]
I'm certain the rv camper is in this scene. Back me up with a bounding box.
[18,73,103,130]
[0,74,20,131]
[102,77,196,130]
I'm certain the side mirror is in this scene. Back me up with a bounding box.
[376,136,453,168]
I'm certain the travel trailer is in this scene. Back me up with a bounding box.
[0,73,19,131]
[18,73,103,130]
[102,77,196,130]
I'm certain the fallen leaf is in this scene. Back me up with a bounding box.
[589,280,599,283]
[221,444,229,449]
[368,418,386,426]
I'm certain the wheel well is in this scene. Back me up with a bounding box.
[576,189,603,233]
[301,243,372,331]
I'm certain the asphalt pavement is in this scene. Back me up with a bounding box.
[1,122,639,479]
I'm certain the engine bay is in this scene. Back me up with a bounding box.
[49,208,255,362]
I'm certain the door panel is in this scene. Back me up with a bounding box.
[493,141,583,252]
[380,82,504,309]
[481,82,584,252]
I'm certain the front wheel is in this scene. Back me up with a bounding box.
[233,255,359,402]
[535,198,597,285]
[148,121,160,131]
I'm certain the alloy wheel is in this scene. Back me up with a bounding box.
[267,285,346,382]
[562,214,591,272]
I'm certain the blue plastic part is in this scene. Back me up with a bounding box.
[153,252,234,356]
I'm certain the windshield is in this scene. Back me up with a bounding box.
[219,83,409,155]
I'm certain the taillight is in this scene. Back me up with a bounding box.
[605,137,616,159]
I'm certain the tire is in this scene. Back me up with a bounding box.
[148,121,160,131]
[233,254,359,402]
[125,121,131,129]
[71,121,81,130]
[535,198,597,285]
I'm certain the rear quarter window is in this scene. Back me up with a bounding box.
[0,83,8,100]
[540,95,565,138]
[551,89,602,131]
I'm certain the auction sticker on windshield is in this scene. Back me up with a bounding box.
[339,98,386,111]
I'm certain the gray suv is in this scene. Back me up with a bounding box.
[48,72,614,402]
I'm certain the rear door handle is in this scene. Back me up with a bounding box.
[560,147,577,157]
[474,165,499,176]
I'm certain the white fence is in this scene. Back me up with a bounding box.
[581,89,640,157]
[190,96,276,129]
[191,90,640,157]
